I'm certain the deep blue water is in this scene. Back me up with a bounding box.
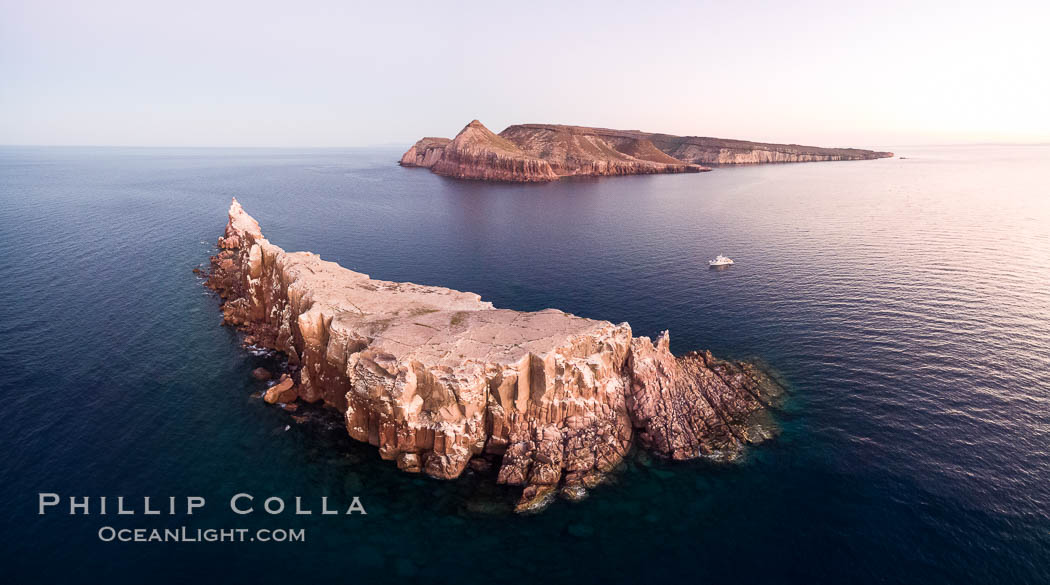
[1,145,1048,583]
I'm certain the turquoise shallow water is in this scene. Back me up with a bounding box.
[1,145,1048,583]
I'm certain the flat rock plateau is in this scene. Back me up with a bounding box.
[401,120,894,182]
[207,199,783,512]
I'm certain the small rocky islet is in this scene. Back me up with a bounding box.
[400,119,893,182]
[205,199,783,512]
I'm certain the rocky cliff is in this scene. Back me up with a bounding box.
[401,120,892,182]
[207,199,781,511]
[425,120,558,182]
[400,120,706,182]
[399,137,449,168]
[631,131,895,165]
[498,123,704,178]
[503,124,894,165]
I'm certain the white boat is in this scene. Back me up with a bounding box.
[709,254,734,267]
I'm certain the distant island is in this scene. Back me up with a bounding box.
[401,120,894,182]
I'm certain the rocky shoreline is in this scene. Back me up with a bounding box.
[401,120,893,183]
[206,199,783,512]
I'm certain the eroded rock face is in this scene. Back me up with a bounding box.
[499,124,703,178]
[508,124,894,165]
[207,199,782,511]
[400,120,702,182]
[400,120,892,183]
[627,334,780,460]
[427,120,558,182]
[399,137,450,168]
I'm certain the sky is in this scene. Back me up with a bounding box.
[1,0,1048,148]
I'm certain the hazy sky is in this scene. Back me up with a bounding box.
[2,0,1047,147]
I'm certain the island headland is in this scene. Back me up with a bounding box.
[401,120,894,182]
[207,199,783,512]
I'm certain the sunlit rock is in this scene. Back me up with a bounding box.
[207,199,780,511]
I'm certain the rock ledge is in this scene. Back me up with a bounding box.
[207,199,782,511]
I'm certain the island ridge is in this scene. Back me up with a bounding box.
[401,120,894,182]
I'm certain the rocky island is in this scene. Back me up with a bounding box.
[207,199,782,512]
[401,120,894,182]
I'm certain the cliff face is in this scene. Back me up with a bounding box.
[639,133,896,165]
[498,124,703,177]
[399,137,449,168]
[428,120,558,182]
[399,120,705,183]
[207,200,781,511]
[400,120,893,182]
[506,124,894,165]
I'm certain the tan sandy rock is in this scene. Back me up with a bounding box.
[207,199,780,511]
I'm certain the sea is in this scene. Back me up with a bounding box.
[1,144,1047,583]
